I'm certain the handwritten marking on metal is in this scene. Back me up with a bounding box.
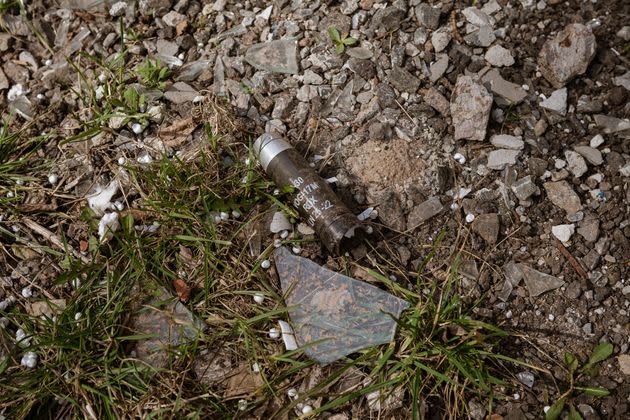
[274,247,409,364]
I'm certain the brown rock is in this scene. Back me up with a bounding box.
[472,213,500,245]
[544,181,582,215]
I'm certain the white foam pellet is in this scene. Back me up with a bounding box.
[465,213,475,223]
[117,157,126,165]
[74,312,82,321]
[220,211,229,221]
[131,123,144,134]
[21,287,32,298]
[261,259,271,269]
[48,174,58,185]
[254,294,265,304]
[287,388,298,398]
[292,246,301,255]
[252,362,260,373]
[268,328,280,339]
[302,405,313,414]
[20,352,38,368]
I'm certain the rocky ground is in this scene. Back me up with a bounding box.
[1,0,630,418]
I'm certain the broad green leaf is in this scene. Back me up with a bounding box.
[564,352,579,373]
[335,43,345,54]
[328,26,341,42]
[545,398,565,420]
[587,342,613,366]
[568,404,584,420]
[343,36,358,46]
[575,386,610,397]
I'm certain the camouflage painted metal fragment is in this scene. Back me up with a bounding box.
[274,247,409,364]
[244,38,299,74]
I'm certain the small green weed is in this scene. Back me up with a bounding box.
[136,59,171,90]
[328,26,358,54]
[545,342,613,420]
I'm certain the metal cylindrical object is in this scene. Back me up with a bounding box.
[253,133,363,254]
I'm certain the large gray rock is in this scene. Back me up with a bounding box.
[564,150,588,177]
[485,45,514,67]
[538,23,596,88]
[415,4,441,30]
[574,145,603,166]
[544,181,582,215]
[518,264,565,297]
[451,75,493,141]
[487,149,520,170]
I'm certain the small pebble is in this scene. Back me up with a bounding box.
[232,210,241,218]
[465,213,475,223]
[6,191,14,198]
[450,202,459,210]
[48,174,58,185]
[253,294,265,304]
[238,399,247,411]
[548,313,555,321]
[453,152,466,164]
[273,239,282,247]
[252,362,260,372]
[44,59,52,66]
[287,388,298,398]
[261,259,271,269]
[268,328,280,339]
[280,230,289,239]
[16,179,24,185]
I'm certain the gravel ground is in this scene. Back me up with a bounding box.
[1,0,629,418]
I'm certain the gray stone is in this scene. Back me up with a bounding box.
[164,82,199,104]
[574,145,603,166]
[593,114,630,134]
[0,68,8,91]
[577,95,603,114]
[471,213,500,245]
[540,88,567,115]
[176,60,212,82]
[451,75,493,141]
[346,47,374,60]
[551,224,575,242]
[564,150,588,177]
[518,264,565,297]
[544,181,582,215]
[429,54,448,83]
[481,69,526,105]
[423,87,450,116]
[590,134,605,148]
[245,38,299,75]
[415,4,441,30]
[389,66,420,93]
[577,218,599,242]
[613,71,630,91]
[139,0,173,16]
[109,1,127,17]
[371,7,405,33]
[490,134,524,150]
[617,26,630,41]
[407,196,444,228]
[162,11,186,27]
[511,176,539,201]
[485,45,514,67]
[431,27,451,53]
[462,7,493,27]
[156,39,179,56]
[487,149,520,170]
[534,119,548,136]
[464,25,496,47]
[538,23,596,88]
[481,0,502,15]
[0,33,11,52]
